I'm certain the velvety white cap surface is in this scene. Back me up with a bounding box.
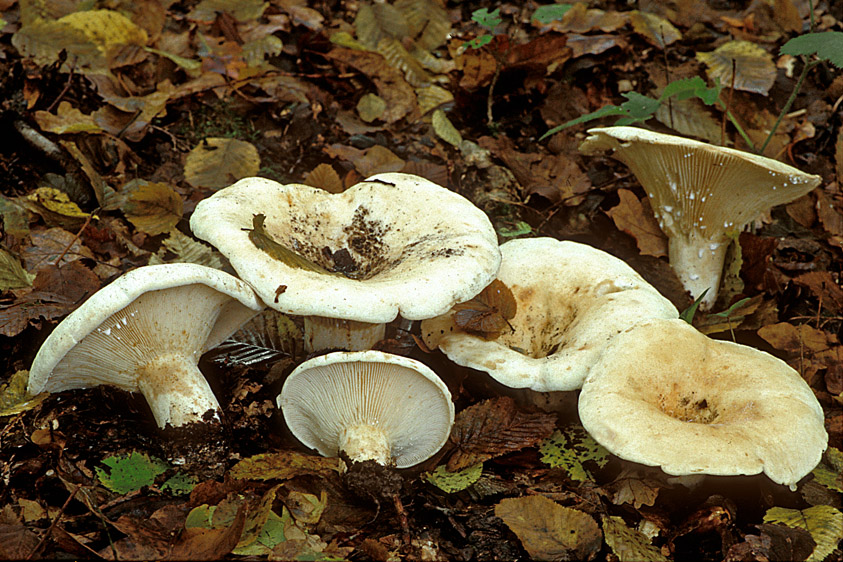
[189,173,501,323]
[278,350,455,468]
[27,263,264,394]
[578,319,828,489]
[421,238,678,391]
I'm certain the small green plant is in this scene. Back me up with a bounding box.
[463,8,501,49]
[95,451,197,495]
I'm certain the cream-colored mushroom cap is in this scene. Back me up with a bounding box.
[579,126,821,309]
[189,172,501,323]
[278,350,455,468]
[578,319,828,489]
[421,238,678,392]
[28,263,264,429]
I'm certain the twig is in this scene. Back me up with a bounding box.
[393,493,411,547]
[26,486,80,560]
[53,210,97,267]
[45,64,76,114]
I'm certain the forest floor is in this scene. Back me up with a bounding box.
[0,0,842,560]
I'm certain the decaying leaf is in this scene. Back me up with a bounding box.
[811,447,843,494]
[23,187,90,229]
[451,279,517,340]
[607,468,661,509]
[0,370,47,417]
[628,11,681,48]
[606,189,668,257]
[357,92,387,123]
[22,227,96,273]
[424,462,483,493]
[602,514,669,562]
[121,181,183,235]
[229,450,342,481]
[303,163,344,194]
[763,505,843,562]
[448,396,555,471]
[0,247,35,290]
[34,101,102,134]
[495,495,602,562]
[697,40,776,96]
[184,137,261,190]
[539,425,610,482]
[188,0,267,22]
[432,109,462,147]
[147,228,224,269]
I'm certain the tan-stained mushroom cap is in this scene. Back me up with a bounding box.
[421,238,678,392]
[189,172,501,324]
[278,350,454,468]
[578,319,828,489]
[579,126,821,308]
[27,263,264,428]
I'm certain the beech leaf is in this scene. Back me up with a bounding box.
[121,181,184,236]
[697,40,776,96]
[0,248,35,290]
[763,505,843,562]
[602,515,669,562]
[539,425,609,481]
[184,138,261,190]
[229,450,342,481]
[424,462,483,493]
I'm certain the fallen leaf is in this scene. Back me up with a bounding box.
[495,495,602,562]
[607,469,661,509]
[816,190,843,238]
[447,396,556,471]
[697,40,776,96]
[0,247,35,290]
[357,92,387,123]
[539,425,610,482]
[184,137,261,190]
[424,462,483,493]
[0,370,47,417]
[629,11,681,48]
[34,101,102,134]
[432,109,462,147]
[0,524,41,560]
[793,271,843,314]
[303,163,344,194]
[544,3,627,33]
[602,515,669,562]
[811,447,843,493]
[451,279,517,340]
[763,505,843,562]
[121,181,184,236]
[606,189,668,257]
[147,229,224,269]
[229,450,342,481]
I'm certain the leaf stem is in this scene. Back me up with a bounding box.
[758,59,818,155]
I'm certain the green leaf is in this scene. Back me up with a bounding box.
[463,34,492,50]
[95,451,169,494]
[618,92,661,120]
[659,76,723,106]
[471,8,501,30]
[781,31,843,69]
[763,505,843,562]
[679,289,709,324]
[811,447,843,493]
[540,104,630,140]
[162,472,198,496]
[532,4,573,24]
[0,247,35,291]
[497,220,532,238]
[602,515,669,562]
[710,297,752,319]
[539,426,609,481]
[424,462,483,493]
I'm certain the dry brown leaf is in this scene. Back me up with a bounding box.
[22,227,96,273]
[121,181,184,236]
[495,495,602,562]
[793,271,843,314]
[566,33,627,58]
[544,2,627,33]
[816,190,843,237]
[629,11,681,48]
[447,396,556,471]
[0,524,41,560]
[836,127,843,186]
[324,144,405,178]
[229,450,342,481]
[772,0,803,33]
[607,189,668,258]
[697,40,776,96]
[184,138,261,190]
[452,279,517,340]
[607,472,661,509]
[303,163,344,193]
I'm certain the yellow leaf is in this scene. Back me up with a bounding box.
[34,101,102,134]
[416,84,454,116]
[0,370,46,417]
[432,109,462,147]
[629,11,681,48]
[424,463,483,493]
[356,92,387,123]
[0,249,35,291]
[59,10,148,51]
[184,137,261,190]
[121,181,184,235]
[495,496,602,561]
[148,229,223,269]
[26,187,90,229]
[229,451,342,481]
[697,40,776,96]
[764,505,843,562]
[602,515,669,562]
[811,447,843,493]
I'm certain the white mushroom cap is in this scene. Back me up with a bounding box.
[28,263,264,428]
[579,126,821,309]
[578,318,828,489]
[189,173,501,324]
[420,238,679,392]
[278,350,455,468]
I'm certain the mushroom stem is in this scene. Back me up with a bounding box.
[339,423,391,465]
[668,230,730,310]
[304,316,386,352]
[136,353,222,428]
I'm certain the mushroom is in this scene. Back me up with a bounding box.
[189,173,501,352]
[420,237,679,392]
[579,126,822,310]
[578,318,828,490]
[277,350,454,468]
[27,263,264,428]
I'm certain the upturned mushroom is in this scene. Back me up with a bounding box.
[579,126,822,309]
[420,237,679,392]
[189,173,501,352]
[278,350,454,468]
[578,318,828,490]
[27,263,264,428]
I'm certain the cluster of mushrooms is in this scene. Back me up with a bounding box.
[27,127,828,490]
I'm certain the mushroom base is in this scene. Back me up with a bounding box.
[137,353,222,429]
[668,231,730,310]
[339,423,391,466]
[304,316,386,352]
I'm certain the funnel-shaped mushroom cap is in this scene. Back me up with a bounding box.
[278,350,454,468]
[579,127,821,308]
[28,264,264,428]
[578,319,828,489]
[189,173,501,323]
[421,238,678,392]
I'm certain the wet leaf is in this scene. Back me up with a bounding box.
[424,462,483,493]
[629,11,681,48]
[451,279,517,340]
[811,447,843,493]
[24,187,90,229]
[763,505,843,562]
[606,189,668,257]
[184,137,261,190]
[95,451,169,494]
[495,495,602,562]
[0,370,46,417]
[229,450,342,481]
[602,515,669,562]
[539,426,609,482]
[432,109,462,147]
[0,247,36,290]
[147,228,224,269]
[245,213,336,275]
[121,181,183,235]
[697,40,776,96]
[448,396,556,471]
